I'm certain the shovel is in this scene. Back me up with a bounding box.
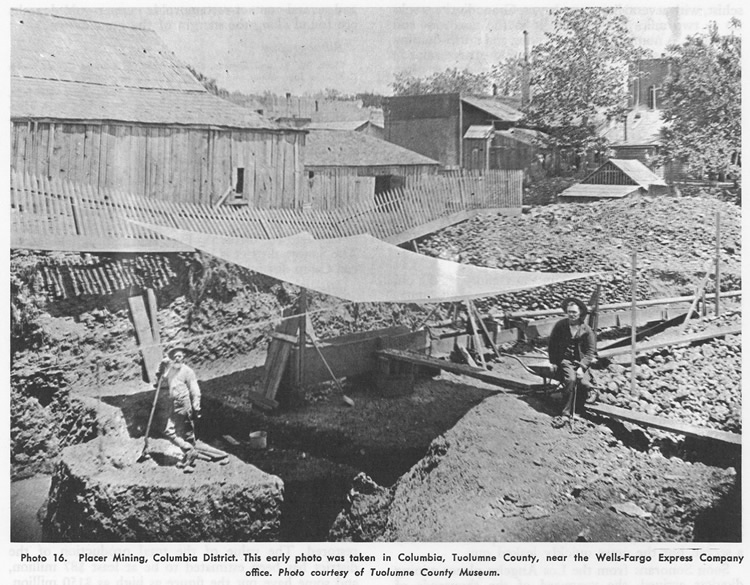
[307,332,355,407]
[137,370,166,462]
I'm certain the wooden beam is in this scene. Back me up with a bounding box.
[377,348,544,391]
[587,403,741,446]
[383,211,471,245]
[245,390,279,411]
[597,325,741,359]
[505,290,742,320]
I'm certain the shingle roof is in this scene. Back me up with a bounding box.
[11,9,286,130]
[11,9,200,91]
[12,78,282,129]
[461,95,524,123]
[304,130,440,168]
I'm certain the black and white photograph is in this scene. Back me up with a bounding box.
[7,3,744,583]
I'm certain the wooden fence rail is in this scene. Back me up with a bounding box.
[10,169,522,252]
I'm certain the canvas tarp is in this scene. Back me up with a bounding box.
[133,221,596,303]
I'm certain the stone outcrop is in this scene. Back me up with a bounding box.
[43,437,284,542]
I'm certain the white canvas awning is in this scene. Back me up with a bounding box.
[132,222,597,303]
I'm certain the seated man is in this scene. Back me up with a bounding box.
[547,297,597,423]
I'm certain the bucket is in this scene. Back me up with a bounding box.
[248,431,267,449]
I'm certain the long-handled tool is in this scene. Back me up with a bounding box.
[137,371,166,462]
[307,332,355,406]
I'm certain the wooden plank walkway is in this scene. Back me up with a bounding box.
[587,403,741,446]
[379,349,741,447]
[597,325,741,359]
[10,169,523,252]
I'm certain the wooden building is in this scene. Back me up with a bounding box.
[383,93,533,171]
[303,129,440,209]
[558,158,668,203]
[10,9,306,208]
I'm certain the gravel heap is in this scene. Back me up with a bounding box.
[419,194,741,314]
[595,312,742,434]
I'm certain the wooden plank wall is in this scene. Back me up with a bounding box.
[11,121,303,209]
[10,169,522,252]
[306,169,376,210]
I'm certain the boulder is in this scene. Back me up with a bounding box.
[43,437,283,542]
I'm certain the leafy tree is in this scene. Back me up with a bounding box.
[659,19,741,180]
[187,65,230,99]
[526,7,650,150]
[489,54,525,97]
[392,67,490,96]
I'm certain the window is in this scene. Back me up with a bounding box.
[234,167,245,195]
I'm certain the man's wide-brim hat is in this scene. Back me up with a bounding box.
[167,345,191,359]
[560,297,588,319]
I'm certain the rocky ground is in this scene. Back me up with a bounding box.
[10,186,742,542]
[329,379,739,542]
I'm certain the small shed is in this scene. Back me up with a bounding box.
[303,129,440,208]
[558,158,668,202]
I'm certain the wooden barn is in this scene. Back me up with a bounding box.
[303,129,440,208]
[558,158,668,203]
[10,9,306,209]
[383,93,527,171]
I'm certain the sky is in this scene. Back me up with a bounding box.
[12,4,744,96]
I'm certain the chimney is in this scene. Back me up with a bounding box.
[521,31,531,108]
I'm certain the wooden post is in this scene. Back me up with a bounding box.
[465,299,486,369]
[715,212,721,317]
[630,251,638,396]
[297,288,307,388]
[469,300,502,361]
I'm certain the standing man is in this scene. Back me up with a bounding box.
[547,297,597,425]
[158,344,201,471]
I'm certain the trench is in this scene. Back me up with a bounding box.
[198,395,430,542]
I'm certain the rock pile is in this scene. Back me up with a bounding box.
[595,313,742,434]
[419,194,741,314]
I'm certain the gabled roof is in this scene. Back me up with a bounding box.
[463,125,494,140]
[606,159,667,188]
[10,9,286,131]
[461,95,524,123]
[560,158,666,199]
[304,130,440,168]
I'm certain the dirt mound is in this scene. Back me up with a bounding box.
[330,389,738,542]
[43,437,283,542]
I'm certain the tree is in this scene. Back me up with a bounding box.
[489,55,525,97]
[526,7,650,151]
[392,67,490,96]
[659,19,741,180]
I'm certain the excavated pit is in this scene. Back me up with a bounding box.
[48,357,739,543]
